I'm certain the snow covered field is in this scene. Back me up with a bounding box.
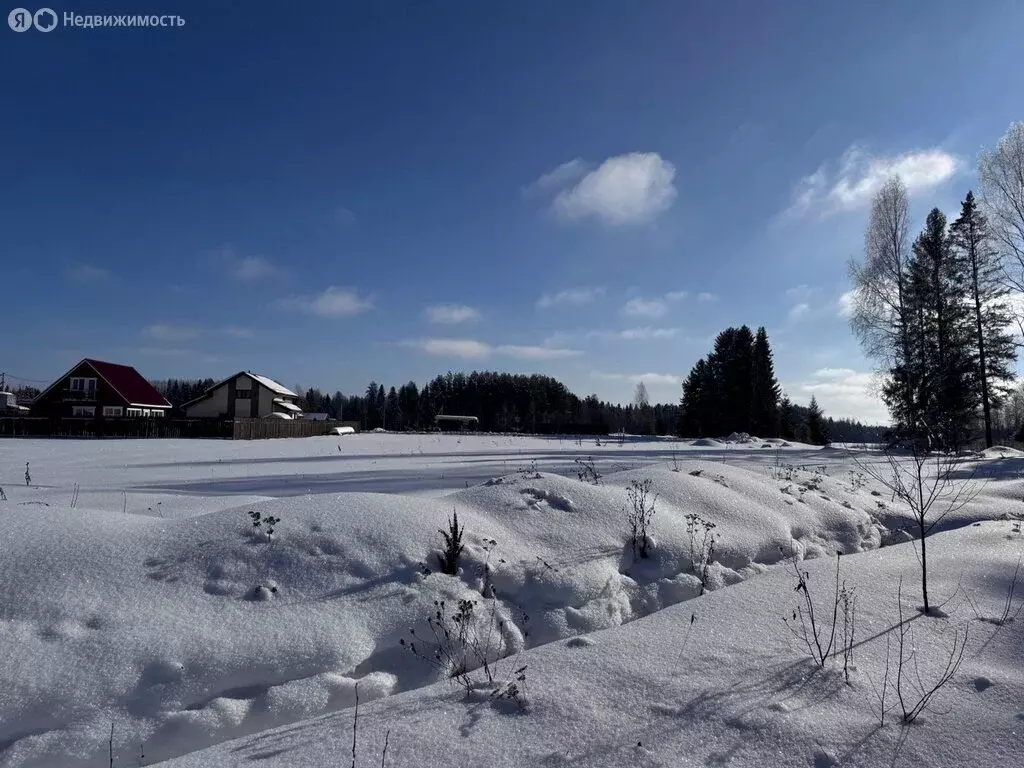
[1,434,1022,767]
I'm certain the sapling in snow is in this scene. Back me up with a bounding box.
[625,478,657,558]
[574,456,601,485]
[25,462,31,487]
[685,513,717,595]
[437,510,464,576]
[856,446,981,614]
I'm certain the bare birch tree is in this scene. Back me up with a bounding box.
[979,121,1024,334]
[848,177,918,430]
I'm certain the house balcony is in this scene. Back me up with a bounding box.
[61,390,98,401]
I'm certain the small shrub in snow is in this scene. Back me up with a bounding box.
[868,579,969,726]
[437,510,465,576]
[475,537,502,596]
[625,479,657,559]
[247,510,281,540]
[25,462,31,487]
[685,514,717,595]
[856,447,981,614]
[782,551,847,669]
[574,456,601,485]
[0,486,6,501]
[400,595,530,708]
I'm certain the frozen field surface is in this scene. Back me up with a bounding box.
[0,434,1022,767]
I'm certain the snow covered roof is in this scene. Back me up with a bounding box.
[181,371,298,410]
[274,400,302,412]
[249,373,297,398]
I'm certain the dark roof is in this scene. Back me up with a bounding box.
[84,359,171,408]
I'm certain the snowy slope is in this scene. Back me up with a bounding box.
[1,436,1022,767]
[162,520,1024,768]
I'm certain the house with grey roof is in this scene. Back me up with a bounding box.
[181,372,303,420]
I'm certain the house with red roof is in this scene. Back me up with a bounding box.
[31,359,172,421]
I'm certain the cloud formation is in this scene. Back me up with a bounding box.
[424,304,482,324]
[537,286,605,309]
[233,255,279,281]
[401,338,582,361]
[621,297,669,318]
[785,146,960,218]
[276,287,373,318]
[790,367,887,423]
[534,152,676,226]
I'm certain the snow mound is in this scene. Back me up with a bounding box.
[691,438,723,447]
[977,445,1024,459]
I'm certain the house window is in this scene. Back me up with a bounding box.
[126,408,143,417]
[236,389,252,399]
[71,406,95,417]
[150,409,164,418]
[70,377,97,395]
[103,406,123,417]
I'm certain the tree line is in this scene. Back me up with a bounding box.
[679,325,839,444]
[848,121,1024,450]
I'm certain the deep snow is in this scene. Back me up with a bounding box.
[0,434,1021,767]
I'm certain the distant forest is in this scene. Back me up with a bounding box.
[151,346,888,442]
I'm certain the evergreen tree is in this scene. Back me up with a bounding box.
[750,326,781,436]
[950,191,1017,448]
[805,395,828,445]
[779,396,796,441]
[385,386,401,429]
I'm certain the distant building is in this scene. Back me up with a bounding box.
[181,372,303,420]
[301,412,330,421]
[31,359,171,420]
[434,414,479,431]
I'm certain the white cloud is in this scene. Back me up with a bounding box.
[402,338,492,360]
[276,287,373,318]
[401,338,582,361]
[604,327,680,341]
[142,323,202,342]
[552,152,677,225]
[621,297,668,318]
[837,289,858,319]
[67,263,111,282]
[789,368,888,423]
[788,303,811,322]
[234,255,278,281]
[785,146,961,218]
[424,304,482,324]
[496,345,582,360]
[665,290,689,302]
[526,159,589,195]
[537,286,605,309]
[697,292,718,303]
[591,371,680,386]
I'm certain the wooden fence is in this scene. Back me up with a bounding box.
[0,417,361,440]
[231,419,362,440]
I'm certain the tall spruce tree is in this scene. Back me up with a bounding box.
[950,191,1017,447]
[805,395,828,445]
[779,396,796,441]
[916,209,978,450]
[750,326,781,436]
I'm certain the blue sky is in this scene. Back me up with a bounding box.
[2,0,1022,421]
